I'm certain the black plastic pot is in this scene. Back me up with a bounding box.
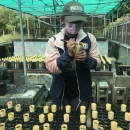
[127,69,130,75]
[0,80,6,96]
[19,62,23,69]
[31,62,36,69]
[0,116,7,123]
[24,125,31,129]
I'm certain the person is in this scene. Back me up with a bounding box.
[45,1,101,111]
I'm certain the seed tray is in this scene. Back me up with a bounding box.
[91,105,130,130]
[0,106,90,130]
[0,106,14,123]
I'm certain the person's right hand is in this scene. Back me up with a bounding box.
[67,38,76,57]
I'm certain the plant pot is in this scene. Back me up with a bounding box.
[0,80,6,96]
[126,69,130,75]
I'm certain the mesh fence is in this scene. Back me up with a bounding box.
[107,22,130,45]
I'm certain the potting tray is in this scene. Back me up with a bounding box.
[0,105,90,130]
[91,105,130,130]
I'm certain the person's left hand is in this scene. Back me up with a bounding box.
[75,50,87,62]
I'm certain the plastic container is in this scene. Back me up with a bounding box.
[51,104,57,113]
[0,123,5,130]
[23,113,29,122]
[91,103,96,111]
[8,112,14,121]
[15,124,22,130]
[0,109,6,117]
[15,104,21,112]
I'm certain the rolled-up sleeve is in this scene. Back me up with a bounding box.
[88,33,101,69]
[45,37,73,74]
[45,37,62,74]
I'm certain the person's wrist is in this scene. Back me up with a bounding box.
[68,51,74,57]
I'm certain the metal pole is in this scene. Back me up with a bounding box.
[122,22,125,43]
[18,0,27,85]
[110,19,112,39]
[126,23,130,65]
[114,25,116,40]
[38,18,41,38]
[108,17,110,38]
[52,0,57,34]
[92,15,94,34]
[111,15,113,40]
[104,15,106,37]
[122,2,126,43]
[109,16,111,39]
[26,14,30,39]
[116,10,119,40]
[125,23,127,44]
[60,16,61,31]
[50,16,53,36]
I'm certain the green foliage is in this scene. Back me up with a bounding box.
[0,32,20,42]
[36,101,46,108]
[105,1,130,33]
[0,32,34,42]
[118,55,130,61]
[0,7,38,41]
[46,29,54,38]
[118,55,130,65]
[94,29,103,37]
[83,27,91,33]
[0,7,27,34]
[0,33,20,42]
[83,17,104,37]
[105,15,130,34]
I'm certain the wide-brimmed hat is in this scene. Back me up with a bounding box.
[63,1,87,22]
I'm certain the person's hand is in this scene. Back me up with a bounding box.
[67,38,76,57]
[75,50,87,62]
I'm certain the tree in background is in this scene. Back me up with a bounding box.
[0,7,27,42]
[83,16,104,37]
[0,7,54,42]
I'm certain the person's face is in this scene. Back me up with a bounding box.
[64,20,83,35]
